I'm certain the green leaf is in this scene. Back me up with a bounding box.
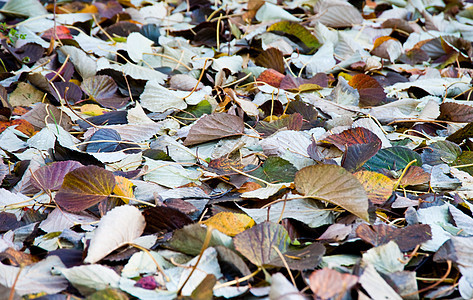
[175,100,212,125]
[421,140,461,166]
[363,146,422,172]
[267,21,321,54]
[250,157,298,184]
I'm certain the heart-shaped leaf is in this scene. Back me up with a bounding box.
[55,166,116,212]
[295,164,370,221]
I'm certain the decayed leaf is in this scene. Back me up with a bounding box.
[439,102,473,122]
[354,171,394,205]
[202,212,255,236]
[183,113,245,146]
[81,75,117,100]
[308,268,358,300]
[55,166,116,212]
[233,222,291,267]
[84,205,146,264]
[321,127,382,151]
[295,165,370,221]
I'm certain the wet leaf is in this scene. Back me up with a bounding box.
[295,164,370,221]
[55,166,116,212]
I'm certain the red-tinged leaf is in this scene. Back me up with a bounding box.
[256,69,285,88]
[183,113,245,146]
[0,119,35,137]
[439,102,473,122]
[321,127,382,151]
[398,166,430,186]
[55,166,116,212]
[32,161,83,191]
[207,157,244,175]
[354,170,394,205]
[356,223,432,251]
[309,268,358,299]
[348,74,386,107]
[342,141,382,172]
[254,48,285,74]
[42,26,73,40]
[280,73,328,91]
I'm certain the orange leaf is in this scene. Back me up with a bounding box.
[256,69,285,88]
[0,119,35,137]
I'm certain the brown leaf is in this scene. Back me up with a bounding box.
[255,48,285,74]
[348,74,386,107]
[183,113,245,146]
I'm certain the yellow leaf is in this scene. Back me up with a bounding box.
[202,212,255,236]
[113,176,134,204]
[354,170,395,205]
[81,104,106,116]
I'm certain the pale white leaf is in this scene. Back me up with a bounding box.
[0,256,67,296]
[59,264,120,295]
[0,0,48,18]
[362,241,405,274]
[140,80,188,113]
[127,103,156,124]
[269,273,304,300]
[165,247,222,296]
[84,205,146,264]
[120,277,177,300]
[143,157,200,188]
[122,251,172,278]
[74,32,120,59]
[40,208,98,233]
[256,3,301,22]
[59,46,97,79]
[211,56,243,74]
[239,198,335,228]
[127,32,154,63]
[359,264,402,300]
[241,183,291,199]
[150,135,197,163]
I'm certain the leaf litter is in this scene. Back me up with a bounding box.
[0,0,473,298]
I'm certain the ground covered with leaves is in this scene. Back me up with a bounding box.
[2,0,473,298]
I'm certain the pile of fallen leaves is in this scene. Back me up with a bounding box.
[1,0,473,298]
